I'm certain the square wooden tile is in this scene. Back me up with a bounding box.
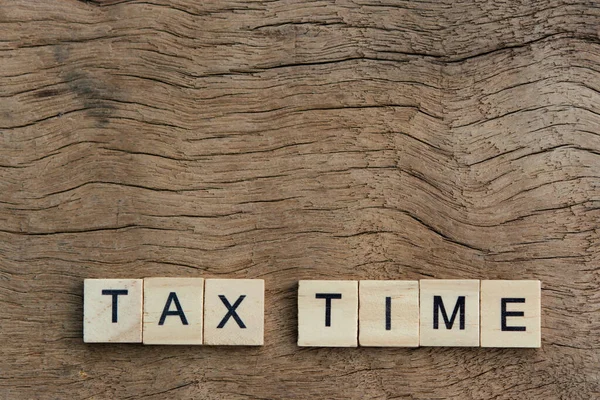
[359,280,419,347]
[143,277,204,345]
[480,280,541,348]
[420,280,480,347]
[83,279,143,343]
[297,280,358,347]
[203,279,264,346]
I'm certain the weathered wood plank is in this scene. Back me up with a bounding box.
[0,0,598,398]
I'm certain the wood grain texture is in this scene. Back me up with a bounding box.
[0,0,599,398]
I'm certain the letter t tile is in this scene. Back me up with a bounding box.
[83,279,143,343]
[297,280,358,347]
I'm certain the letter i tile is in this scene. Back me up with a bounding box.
[359,280,419,347]
[297,280,358,347]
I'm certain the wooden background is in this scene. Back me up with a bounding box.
[1,0,599,398]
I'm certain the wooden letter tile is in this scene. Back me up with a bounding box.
[83,279,143,343]
[143,277,204,345]
[480,280,541,348]
[419,280,480,347]
[359,280,419,347]
[297,280,358,347]
[203,279,264,346]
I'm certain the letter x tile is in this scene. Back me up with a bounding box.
[203,279,264,346]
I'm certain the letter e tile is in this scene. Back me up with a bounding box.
[480,280,541,348]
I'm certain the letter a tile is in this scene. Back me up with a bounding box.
[297,280,358,347]
[143,278,204,345]
[480,280,541,348]
[419,280,480,347]
[359,280,419,347]
[83,279,143,343]
[203,279,264,346]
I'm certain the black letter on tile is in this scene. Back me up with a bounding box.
[315,293,342,327]
[102,289,128,323]
[217,295,246,329]
[159,292,189,325]
[385,296,392,330]
[433,295,465,330]
[501,298,526,331]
